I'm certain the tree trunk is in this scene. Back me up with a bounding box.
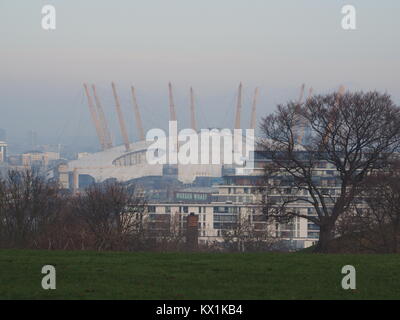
[314,223,335,253]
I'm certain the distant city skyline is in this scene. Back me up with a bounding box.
[1,0,399,147]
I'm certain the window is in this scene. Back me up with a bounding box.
[307,208,316,216]
[308,231,319,238]
[165,206,171,213]
[308,223,320,231]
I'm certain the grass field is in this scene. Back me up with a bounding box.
[0,249,399,299]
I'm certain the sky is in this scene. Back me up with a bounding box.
[0,0,399,148]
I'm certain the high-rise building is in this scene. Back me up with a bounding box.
[21,151,60,168]
[0,141,7,163]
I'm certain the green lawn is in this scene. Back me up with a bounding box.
[0,249,399,299]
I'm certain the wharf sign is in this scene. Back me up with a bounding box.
[174,191,211,203]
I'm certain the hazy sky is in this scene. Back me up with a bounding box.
[1,0,399,147]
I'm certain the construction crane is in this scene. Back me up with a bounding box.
[293,84,307,145]
[130,86,145,141]
[92,84,113,149]
[190,87,197,132]
[297,83,305,105]
[234,82,243,129]
[111,82,130,151]
[307,87,313,101]
[168,82,177,121]
[83,83,106,150]
[168,83,179,154]
[322,85,345,145]
[250,87,259,130]
[296,86,315,145]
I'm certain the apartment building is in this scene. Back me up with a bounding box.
[143,152,345,250]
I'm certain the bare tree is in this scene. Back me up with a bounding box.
[336,160,400,253]
[259,91,400,252]
[222,208,278,252]
[72,182,146,251]
[150,213,185,251]
[0,169,64,248]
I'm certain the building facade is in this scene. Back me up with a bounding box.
[142,151,348,250]
[145,176,319,250]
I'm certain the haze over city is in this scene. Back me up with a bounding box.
[1,0,399,146]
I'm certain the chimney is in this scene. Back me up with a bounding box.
[186,213,199,251]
